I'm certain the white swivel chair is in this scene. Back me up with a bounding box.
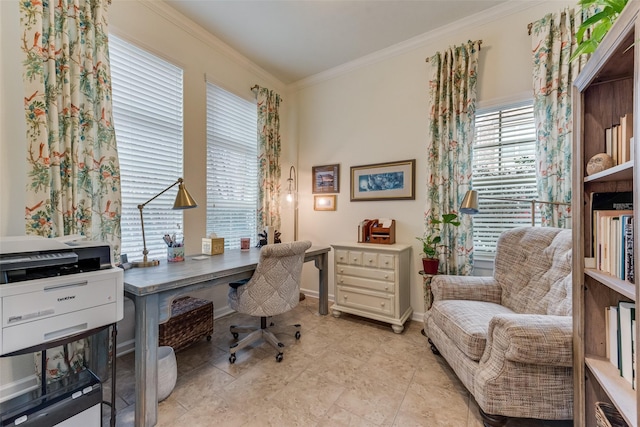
[227,240,312,363]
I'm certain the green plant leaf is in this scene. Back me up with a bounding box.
[570,39,599,62]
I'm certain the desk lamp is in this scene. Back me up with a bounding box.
[460,190,569,226]
[132,178,198,268]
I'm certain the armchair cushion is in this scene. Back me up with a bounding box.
[429,300,515,361]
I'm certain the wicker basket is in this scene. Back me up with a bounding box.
[595,402,628,427]
[159,296,213,352]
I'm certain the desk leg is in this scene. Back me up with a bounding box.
[134,293,159,427]
[315,252,329,315]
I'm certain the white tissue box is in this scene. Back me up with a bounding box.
[202,238,224,255]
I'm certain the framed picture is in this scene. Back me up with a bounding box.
[350,159,415,201]
[312,164,340,194]
[314,195,337,211]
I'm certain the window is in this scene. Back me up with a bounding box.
[206,83,258,249]
[472,102,538,257]
[110,36,184,262]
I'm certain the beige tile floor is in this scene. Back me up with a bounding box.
[103,297,572,427]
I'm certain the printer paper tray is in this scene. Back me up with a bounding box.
[1,303,117,355]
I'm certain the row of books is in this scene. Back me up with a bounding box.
[606,302,636,389]
[604,113,634,166]
[590,192,635,284]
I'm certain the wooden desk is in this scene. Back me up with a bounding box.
[123,245,331,427]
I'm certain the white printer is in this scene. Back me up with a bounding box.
[0,236,123,356]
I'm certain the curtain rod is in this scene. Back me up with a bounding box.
[527,23,533,35]
[425,40,483,62]
[250,84,259,92]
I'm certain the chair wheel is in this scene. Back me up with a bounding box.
[206,335,212,341]
[276,353,283,362]
[229,354,236,364]
[232,332,239,339]
[295,331,301,340]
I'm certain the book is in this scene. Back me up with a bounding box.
[619,301,635,385]
[590,192,634,258]
[594,210,633,271]
[605,127,613,160]
[620,113,633,164]
[607,306,619,368]
[625,217,635,284]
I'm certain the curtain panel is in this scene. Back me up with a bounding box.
[531,8,582,227]
[20,0,121,253]
[20,0,119,383]
[425,40,481,275]
[256,87,282,234]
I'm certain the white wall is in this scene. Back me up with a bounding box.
[292,1,572,318]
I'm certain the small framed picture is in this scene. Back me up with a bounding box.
[350,159,415,201]
[312,164,340,194]
[314,195,337,211]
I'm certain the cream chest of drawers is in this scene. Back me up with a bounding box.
[331,243,412,333]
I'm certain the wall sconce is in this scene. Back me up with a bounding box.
[286,166,298,240]
[132,177,198,268]
[460,190,570,226]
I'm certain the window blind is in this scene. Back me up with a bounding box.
[110,36,184,262]
[472,102,538,257]
[206,83,258,249]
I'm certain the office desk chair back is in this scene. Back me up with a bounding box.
[227,240,312,363]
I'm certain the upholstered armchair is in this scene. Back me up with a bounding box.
[424,227,572,426]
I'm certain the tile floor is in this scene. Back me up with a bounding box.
[103,296,572,427]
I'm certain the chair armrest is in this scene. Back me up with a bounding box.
[486,314,573,367]
[431,275,501,304]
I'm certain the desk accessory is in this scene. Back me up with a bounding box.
[132,177,198,268]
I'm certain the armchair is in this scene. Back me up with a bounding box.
[424,227,572,426]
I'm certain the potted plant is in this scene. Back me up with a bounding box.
[416,212,461,274]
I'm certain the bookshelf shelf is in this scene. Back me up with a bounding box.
[585,269,636,301]
[584,160,634,183]
[573,3,639,426]
[586,355,637,426]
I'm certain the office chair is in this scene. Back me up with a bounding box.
[227,240,312,363]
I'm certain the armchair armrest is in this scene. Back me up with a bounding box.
[431,275,501,304]
[485,314,573,367]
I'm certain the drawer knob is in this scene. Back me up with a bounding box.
[340,269,344,273]
[385,286,389,291]
[380,302,385,307]
[340,279,344,283]
[385,261,389,265]
[353,257,358,261]
[344,295,348,299]
[368,259,373,263]
[384,274,388,279]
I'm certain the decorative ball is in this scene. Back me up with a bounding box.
[586,153,614,175]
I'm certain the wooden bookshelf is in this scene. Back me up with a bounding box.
[572,3,639,426]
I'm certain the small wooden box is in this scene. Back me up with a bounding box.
[159,296,213,352]
[202,238,224,255]
[369,220,396,244]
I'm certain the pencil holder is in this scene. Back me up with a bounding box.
[167,246,185,262]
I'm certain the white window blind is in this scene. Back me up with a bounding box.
[472,102,538,257]
[206,83,258,249]
[110,36,184,262]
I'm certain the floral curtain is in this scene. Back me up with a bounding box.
[20,0,119,383]
[531,8,582,227]
[425,40,481,275]
[256,87,282,234]
[20,0,121,251]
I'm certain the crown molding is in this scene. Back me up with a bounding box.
[289,1,540,91]
[139,0,285,91]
